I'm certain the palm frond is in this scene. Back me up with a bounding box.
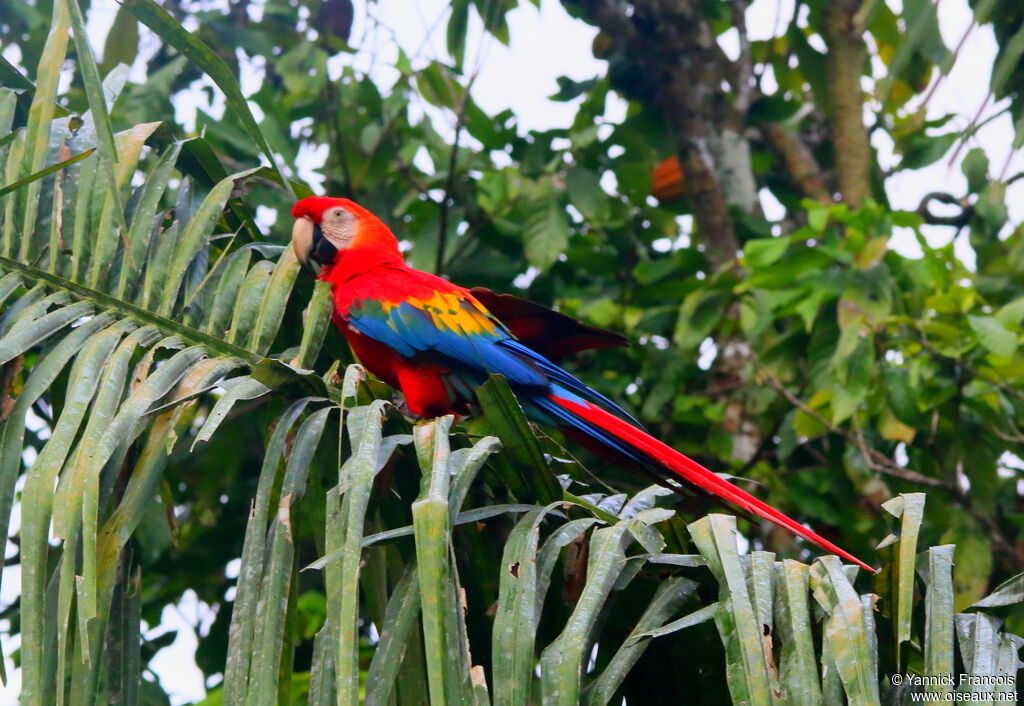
[0,7,322,699]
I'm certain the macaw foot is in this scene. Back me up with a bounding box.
[392,393,419,419]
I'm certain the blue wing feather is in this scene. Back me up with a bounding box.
[346,291,640,426]
[347,296,548,387]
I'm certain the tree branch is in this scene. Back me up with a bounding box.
[764,375,950,489]
[730,0,755,115]
[574,0,744,267]
[916,191,974,227]
[761,123,833,203]
[821,0,871,206]
[436,119,464,275]
[436,71,478,275]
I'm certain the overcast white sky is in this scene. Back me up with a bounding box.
[1,0,1022,703]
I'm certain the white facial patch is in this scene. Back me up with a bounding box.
[320,207,358,250]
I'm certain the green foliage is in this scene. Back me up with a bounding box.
[1,0,1023,703]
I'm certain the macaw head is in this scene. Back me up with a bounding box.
[291,196,399,271]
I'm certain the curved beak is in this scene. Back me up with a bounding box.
[292,216,316,272]
[292,215,340,274]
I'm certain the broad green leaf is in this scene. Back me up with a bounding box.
[566,167,608,223]
[122,0,294,196]
[364,566,420,706]
[411,416,463,705]
[809,557,879,705]
[247,407,331,703]
[941,513,993,611]
[417,61,464,111]
[100,6,139,75]
[962,148,990,193]
[334,400,388,706]
[876,0,949,104]
[879,409,916,443]
[18,321,129,704]
[540,520,635,705]
[293,279,333,369]
[900,132,958,170]
[0,56,33,91]
[990,23,1024,98]
[970,571,1024,609]
[492,503,564,705]
[446,0,470,68]
[967,315,1017,357]
[223,399,311,705]
[476,374,562,503]
[879,492,926,664]
[773,560,822,705]
[688,515,777,706]
[673,288,728,350]
[0,148,95,198]
[918,544,955,703]
[523,186,568,270]
[19,0,71,254]
[584,577,697,705]
[744,236,792,268]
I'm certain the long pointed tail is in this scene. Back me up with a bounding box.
[539,389,875,573]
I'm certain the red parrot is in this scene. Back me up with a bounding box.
[291,196,873,572]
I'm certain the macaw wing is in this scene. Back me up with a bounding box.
[346,290,549,388]
[468,287,628,359]
[348,288,640,425]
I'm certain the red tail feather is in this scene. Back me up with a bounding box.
[552,394,875,573]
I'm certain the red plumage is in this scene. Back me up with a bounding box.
[292,196,874,572]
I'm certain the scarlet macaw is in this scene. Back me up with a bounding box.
[291,196,873,572]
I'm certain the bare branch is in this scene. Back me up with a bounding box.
[821,0,871,205]
[435,70,479,275]
[730,0,755,114]
[916,191,973,227]
[761,123,833,203]
[763,375,949,489]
